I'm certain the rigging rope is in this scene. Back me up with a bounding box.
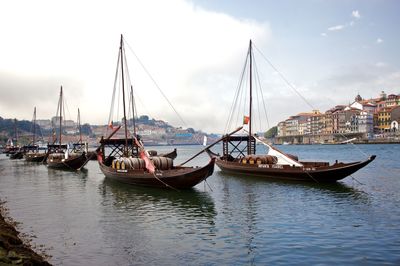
[253,42,370,157]
[224,47,249,134]
[107,48,121,136]
[253,56,270,131]
[124,44,182,124]
[124,39,204,145]
[253,43,316,111]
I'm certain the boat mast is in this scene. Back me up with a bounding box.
[130,86,137,137]
[77,108,82,144]
[33,107,36,145]
[120,34,129,156]
[248,40,253,155]
[59,86,63,148]
[14,118,17,145]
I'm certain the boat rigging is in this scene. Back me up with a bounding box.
[207,40,376,183]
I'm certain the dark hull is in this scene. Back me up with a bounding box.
[214,156,376,183]
[25,153,47,162]
[47,153,87,170]
[86,151,98,160]
[9,151,24,160]
[159,149,177,160]
[99,158,215,189]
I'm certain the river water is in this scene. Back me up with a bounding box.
[0,144,399,265]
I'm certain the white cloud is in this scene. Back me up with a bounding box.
[375,62,387,68]
[320,33,327,37]
[0,0,271,133]
[352,10,361,19]
[376,38,384,44]
[313,63,400,109]
[328,25,345,31]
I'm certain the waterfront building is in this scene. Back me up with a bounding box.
[309,110,324,135]
[377,107,392,132]
[298,120,308,135]
[284,116,299,136]
[36,119,52,129]
[358,111,374,137]
[332,105,346,134]
[324,109,333,135]
[386,94,400,108]
[275,91,398,141]
[277,121,286,137]
[390,106,400,132]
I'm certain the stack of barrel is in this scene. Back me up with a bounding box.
[241,155,278,165]
[112,156,173,170]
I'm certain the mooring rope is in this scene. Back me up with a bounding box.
[151,171,179,191]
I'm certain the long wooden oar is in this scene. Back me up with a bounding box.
[179,126,243,166]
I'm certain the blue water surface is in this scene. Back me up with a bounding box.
[0,144,399,265]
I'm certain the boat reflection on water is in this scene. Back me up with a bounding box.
[100,178,216,220]
[216,170,370,204]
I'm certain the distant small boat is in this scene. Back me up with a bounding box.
[25,107,48,162]
[7,120,23,159]
[339,138,357,144]
[46,87,87,170]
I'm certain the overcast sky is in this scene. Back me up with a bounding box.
[0,0,399,134]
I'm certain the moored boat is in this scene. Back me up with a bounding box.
[46,87,88,170]
[24,107,48,162]
[207,40,376,183]
[7,120,22,159]
[98,35,215,189]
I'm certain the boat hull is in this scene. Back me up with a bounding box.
[214,156,376,183]
[24,153,47,162]
[9,151,24,160]
[99,158,215,189]
[47,153,87,170]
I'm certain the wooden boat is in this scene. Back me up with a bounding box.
[46,87,88,170]
[25,150,47,162]
[7,120,22,159]
[207,145,375,183]
[3,142,19,156]
[98,35,215,189]
[9,149,24,159]
[24,107,48,162]
[149,148,177,160]
[207,40,376,183]
[86,150,98,160]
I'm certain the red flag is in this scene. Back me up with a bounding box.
[97,151,103,163]
[135,137,155,174]
[140,151,155,174]
[243,116,250,125]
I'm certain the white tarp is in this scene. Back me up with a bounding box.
[243,129,303,167]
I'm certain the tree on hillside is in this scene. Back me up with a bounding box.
[264,126,277,138]
[81,123,93,136]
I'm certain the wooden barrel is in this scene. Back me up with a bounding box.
[151,156,173,170]
[128,157,146,169]
[264,155,278,164]
[115,159,121,170]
